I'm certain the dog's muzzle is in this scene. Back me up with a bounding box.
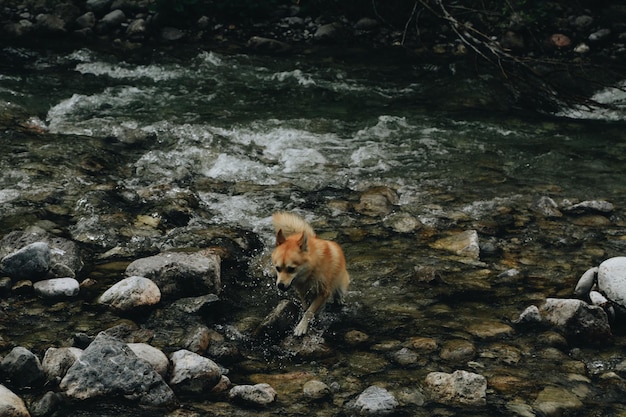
[277,282,290,292]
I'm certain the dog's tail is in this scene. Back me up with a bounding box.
[272,212,316,238]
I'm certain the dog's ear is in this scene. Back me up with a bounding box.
[298,232,309,252]
[276,229,287,245]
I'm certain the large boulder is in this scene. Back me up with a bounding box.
[0,346,45,389]
[597,257,626,310]
[125,251,220,300]
[59,333,177,407]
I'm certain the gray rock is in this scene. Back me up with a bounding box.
[597,257,626,310]
[125,251,221,300]
[97,9,126,32]
[533,385,583,416]
[86,0,113,14]
[313,22,342,43]
[431,230,480,259]
[98,276,161,311]
[228,383,277,407]
[169,349,222,393]
[391,347,418,367]
[247,36,291,53]
[533,196,562,218]
[424,370,487,407]
[29,391,64,417]
[589,28,611,42]
[562,199,614,214]
[383,212,421,233]
[573,15,594,29]
[354,17,379,31]
[1,242,51,281]
[161,27,185,41]
[42,347,83,382]
[351,385,399,415]
[34,14,67,34]
[354,186,399,217]
[59,333,177,407]
[0,384,29,417]
[126,18,146,40]
[76,12,96,29]
[540,298,611,342]
[34,277,80,298]
[0,346,45,389]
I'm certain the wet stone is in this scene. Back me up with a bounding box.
[430,230,480,259]
[390,347,418,367]
[127,343,169,378]
[42,347,83,382]
[303,380,332,401]
[98,276,161,311]
[349,385,399,416]
[169,349,222,394]
[0,384,29,417]
[539,298,612,342]
[0,346,45,389]
[344,329,370,346]
[33,277,80,298]
[597,257,626,309]
[533,385,584,416]
[440,339,476,362]
[0,241,51,281]
[228,383,277,407]
[424,370,487,407]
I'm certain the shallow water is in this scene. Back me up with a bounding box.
[1,45,626,416]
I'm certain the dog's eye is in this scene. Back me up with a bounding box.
[286,266,296,273]
[275,266,282,272]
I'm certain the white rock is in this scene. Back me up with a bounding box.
[597,257,626,309]
[352,385,399,415]
[0,384,29,417]
[169,349,221,393]
[229,383,276,406]
[98,276,161,311]
[34,278,80,298]
[127,343,169,378]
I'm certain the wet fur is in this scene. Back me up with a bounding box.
[271,212,350,336]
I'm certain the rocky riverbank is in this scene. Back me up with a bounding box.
[1,0,626,63]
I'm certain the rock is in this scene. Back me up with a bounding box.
[127,343,169,378]
[33,278,80,298]
[533,196,562,218]
[391,348,418,367]
[97,9,126,32]
[0,346,45,389]
[1,242,50,281]
[549,33,571,48]
[86,0,113,14]
[354,17,379,31]
[350,385,399,415]
[247,36,291,53]
[170,293,220,314]
[440,339,476,362]
[573,15,594,30]
[383,212,421,233]
[533,385,583,416]
[60,332,177,407]
[125,251,221,299]
[0,384,29,417]
[161,27,185,41]
[344,330,370,346]
[574,43,590,53]
[589,28,611,42]
[539,298,611,342]
[313,23,342,43]
[303,380,332,401]
[125,18,146,40]
[181,324,211,354]
[354,186,398,217]
[514,305,542,324]
[562,199,614,214]
[430,230,480,259]
[76,12,96,29]
[34,14,67,34]
[98,276,161,311]
[229,383,277,407]
[29,391,64,417]
[169,350,222,393]
[597,257,626,310]
[424,370,487,407]
[42,347,83,382]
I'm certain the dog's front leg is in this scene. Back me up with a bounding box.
[294,294,327,336]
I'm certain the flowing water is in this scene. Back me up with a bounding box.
[1,45,626,416]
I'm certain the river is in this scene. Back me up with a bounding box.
[1,45,626,416]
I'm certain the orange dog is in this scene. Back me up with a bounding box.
[271,212,350,336]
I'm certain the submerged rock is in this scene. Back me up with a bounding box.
[303,380,332,401]
[228,383,277,407]
[59,333,177,407]
[424,370,487,407]
[430,230,480,259]
[350,385,399,415]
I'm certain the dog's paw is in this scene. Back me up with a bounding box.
[293,320,308,336]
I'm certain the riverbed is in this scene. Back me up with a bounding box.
[1,45,626,416]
